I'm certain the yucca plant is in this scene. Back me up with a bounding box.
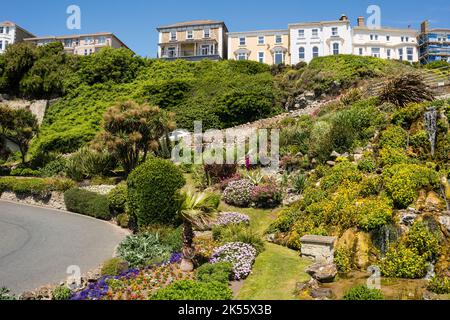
[178,191,219,271]
[379,73,434,107]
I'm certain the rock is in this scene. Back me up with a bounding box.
[180,259,194,272]
[309,288,334,300]
[20,291,37,300]
[353,153,364,162]
[439,215,450,233]
[355,232,371,270]
[296,278,320,292]
[306,263,338,283]
[415,190,428,211]
[353,147,364,154]
[81,185,116,196]
[330,151,341,159]
[399,210,418,226]
[425,191,446,212]
[326,161,336,167]
[267,234,276,243]
[341,152,350,159]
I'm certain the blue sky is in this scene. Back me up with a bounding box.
[2,0,450,57]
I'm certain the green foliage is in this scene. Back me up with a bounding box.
[0,176,75,196]
[39,157,67,177]
[213,224,265,254]
[334,247,352,273]
[379,147,409,167]
[427,275,450,294]
[343,285,384,300]
[127,157,185,227]
[52,286,72,300]
[101,258,129,277]
[383,164,439,208]
[354,197,393,231]
[379,126,409,149]
[64,188,111,220]
[321,161,362,191]
[392,103,425,129]
[151,280,233,300]
[116,232,172,268]
[357,158,377,173]
[380,245,428,279]
[196,262,233,284]
[107,182,127,215]
[116,213,130,228]
[0,287,16,300]
[65,147,116,181]
[292,173,307,194]
[10,167,40,177]
[404,221,441,261]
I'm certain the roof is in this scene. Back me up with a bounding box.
[289,20,350,28]
[0,20,35,37]
[157,20,226,30]
[228,29,289,37]
[353,26,419,34]
[24,32,129,49]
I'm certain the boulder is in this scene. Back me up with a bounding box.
[439,214,450,233]
[355,232,371,270]
[326,161,336,167]
[330,151,341,159]
[309,288,334,300]
[306,263,338,283]
[399,210,419,227]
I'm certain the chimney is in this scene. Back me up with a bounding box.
[357,16,365,27]
[421,20,429,34]
[340,14,348,21]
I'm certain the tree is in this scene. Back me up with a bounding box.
[0,105,39,163]
[178,191,219,272]
[94,100,176,174]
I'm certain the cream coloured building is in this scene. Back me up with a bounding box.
[157,20,228,61]
[0,21,35,54]
[227,29,290,65]
[24,32,129,55]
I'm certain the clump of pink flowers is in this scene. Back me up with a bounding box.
[210,242,257,280]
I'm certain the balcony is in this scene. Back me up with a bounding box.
[159,41,221,61]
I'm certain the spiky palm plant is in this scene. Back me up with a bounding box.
[178,191,219,272]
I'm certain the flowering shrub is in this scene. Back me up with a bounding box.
[250,183,283,208]
[214,212,250,227]
[194,237,220,263]
[380,245,428,279]
[218,173,242,191]
[210,242,257,280]
[222,180,255,207]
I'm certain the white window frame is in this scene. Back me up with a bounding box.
[359,48,363,55]
[201,44,210,56]
[399,48,404,60]
[407,47,414,61]
[386,35,391,42]
[371,47,381,58]
[275,35,282,44]
[312,46,319,58]
[237,52,248,60]
[258,36,265,45]
[186,30,194,40]
[203,28,210,38]
[170,31,177,41]
[258,51,265,63]
[332,27,338,37]
[298,29,305,38]
[387,49,391,59]
[239,37,246,46]
[0,27,3,34]
[312,29,319,38]
[333,43,339,55]
[274,50,284,65]
[299,47,305,60]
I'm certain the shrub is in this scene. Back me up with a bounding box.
[222,180,255,207]
[0,177,75,196]
[210,242,257,280]
[355,197,393,231]
[10,167,40,177]
[343,285,384,300]
[214,212,250,227]
[250,183,283,208]
[107,182,127,215]
[359,175,383,197]
[380,245,428,279]
[379,126,409,149]
[379,147,409,167]
[204,164,237,184]
[334,247,352,273]
[292,173,307,194]
[116,232,172,268]
[213,224,265,254]
[151,280,233,300]
[392,103,425,129]
[427,275,450,294]
[404,222,441,261]
[357,158,376,173]
[196,262,233,284]
[101,258,129,276]
[321,162,362,191]
[65,147,115,181]
[39,157,67,178]
[127,157,185,227]
[116,213,130,228]
[64,188,111,220]
[0,287,16,300]
[52,286,72,300]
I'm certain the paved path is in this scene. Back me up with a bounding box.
[0,201,128,294]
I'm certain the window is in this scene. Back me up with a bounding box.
[405,37,409,42]
[399,48,404,60]
[258,52,265,63]
[0,27,3,33]
[298,29,305,38]
[387,49,391,59]
[333,43,339,55]
[276,35,282,44]
[89,49,93,55]
[332,27,338,36]
[312,29,319,38]
[170,31,177,41]
[371,47,381,58]
[84,49,88,56]
[258,36,265,45]
[64,39,73,47]
[204,29,210,38]
[299,47,305,60]
[401,36,404,42]
[187,30,194,40]
[274,49,284,65]
[201,45,210,56]
[237,53,248,60]
[167,47,176,58]
[239,37,246,46]
[312,46,319,58]
[407,47,414,61]
[370,34,378,41]
[359,48,363,55]
[98,37,106,44]
[386,35,391,41]
[0,40,2,50]
[84,37,93,45]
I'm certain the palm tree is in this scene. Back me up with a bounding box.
[178,191,219,272]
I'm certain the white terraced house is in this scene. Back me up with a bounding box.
[0,21,35,54]
[289,15,353,64]
[352,16,419,62]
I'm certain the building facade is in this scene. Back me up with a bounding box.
[0,21,35,54]
[353,17,419,62]
[419,20,450,64]
[227,29,290,65]
[289,15,353,65]
[24,32,129,56]
[157,20,228,61]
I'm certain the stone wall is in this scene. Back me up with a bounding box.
[0,96,56,125]
[0,191,67,211]
[300,235,337,263]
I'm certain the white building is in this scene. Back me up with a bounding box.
[352,17,419,62]
[289,15,353,65]
[0,21,35,54]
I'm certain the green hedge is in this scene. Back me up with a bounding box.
[64,188,111,220]
[0,177,75,196]
[127,157,185,227]
[151,280,233,300]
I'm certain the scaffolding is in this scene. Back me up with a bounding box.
[419,20,450,64]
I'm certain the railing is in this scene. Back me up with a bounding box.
[161,49,219,59]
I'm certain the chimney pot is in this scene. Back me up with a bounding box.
[357,16,365,27]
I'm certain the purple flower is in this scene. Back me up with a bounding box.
[210,242,257,280]
[214,212,250,227]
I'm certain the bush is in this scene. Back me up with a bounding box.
[250,183,283,208]
[380,245,428,279]
[379,126,409,149]
[427,275,450,294]
[65,147,115,181]
[212,224,265,254]
[204,164,237,184]
[0,287,16,300]
[355,197,393,231]
[404,222,441,261]
[64,188,111,220]
[222,180,255,207]
[151,280,233,300]
[321,162,362,191]
[210,242,257,280]
[196,262,233,284]
[127,157,185,227]
[292,173,307,194]
[107,182,127,215]
[39,157,67,177]
[0,177,75,196]
[52,286,72,300]
[116,213,130,228]
[10,167,40,177]
[101,258,129,276]
[379,147,409,167]
[116,232,172,268]
[334,247,352,273]
[214,212,250,227]
[343,285,384,300]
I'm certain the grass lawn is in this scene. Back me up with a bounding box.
[236,243,312,300]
